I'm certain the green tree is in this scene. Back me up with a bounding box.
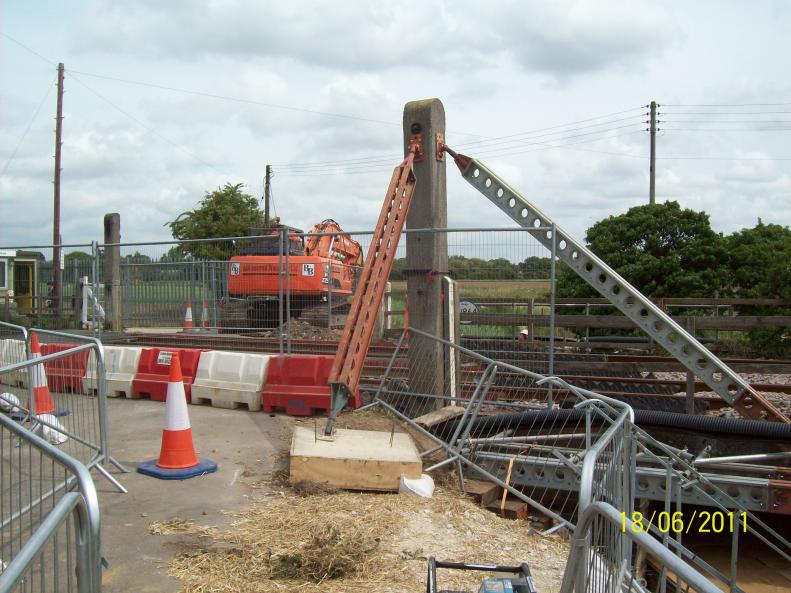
[727,220,791,299]
[65,251,92,263]
[557,201,728,299]
[167,183,265,259]
[518,256,551,279]
[727,220,791,356]
[64,251,93,282]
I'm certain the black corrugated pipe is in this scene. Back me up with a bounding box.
[438,408,791,441]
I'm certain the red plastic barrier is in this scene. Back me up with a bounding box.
[40,343,89,393]
[262,355,360,416]
[132,348,206,402]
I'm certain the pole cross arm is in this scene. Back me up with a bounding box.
[445,147,789,423]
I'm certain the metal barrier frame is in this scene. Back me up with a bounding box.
[559,502,722,593]
[0,413,102,593]
[0,326,127,493]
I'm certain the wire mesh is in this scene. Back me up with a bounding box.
[371,327,631,531]
[0,413,101,593]
[0,326,125,493]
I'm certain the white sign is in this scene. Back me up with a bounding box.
[301,263,315,277]
[459,300,477,325]
[459,300,478,313]
[230,262,241,276]
[0,250,15,258]
[156,351,173,365]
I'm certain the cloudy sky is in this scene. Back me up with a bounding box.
[1,1,790,253]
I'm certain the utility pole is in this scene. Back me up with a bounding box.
[649,100,656,205]
[53,62,64,318]
[264,164,271,226]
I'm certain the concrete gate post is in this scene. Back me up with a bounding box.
[403,99,449,408]
[103,213,122,331]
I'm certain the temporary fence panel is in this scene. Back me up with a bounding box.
[370,326,630,532]
[0,413,101,593]
[0,328,127,493]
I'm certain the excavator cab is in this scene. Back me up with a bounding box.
[240,225,305,257]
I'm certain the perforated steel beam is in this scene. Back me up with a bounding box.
[445,147,789,423]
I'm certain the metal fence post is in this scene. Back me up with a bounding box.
[91,240,99,337]
[210,263,217,330]
[278,228,284,355]
[285,229,291,354]
[327,256,333,330]
[548,224,557,408]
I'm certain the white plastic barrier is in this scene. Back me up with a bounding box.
[83,346,142,397]
[0,339,28,387]
[190,351,270,412]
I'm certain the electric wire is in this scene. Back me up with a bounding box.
[4,31,789,179]
[661,102,791,107]
[66,71,229,176]
[275,128,649,176]
[1,30,229,177]
[276,118,647,173]
[661,127,791,132]
[67,69,404,129]
[1,79,55,177]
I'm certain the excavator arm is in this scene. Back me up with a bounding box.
[304,219,364,266]
[325,147,419,434]
[443,145,789,423]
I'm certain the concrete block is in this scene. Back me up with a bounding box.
[83,346,142,398]
[289,426,422,491]
[190,351,270,412]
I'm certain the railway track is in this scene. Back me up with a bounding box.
[106,331,790,413]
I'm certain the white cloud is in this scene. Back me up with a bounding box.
[73,0,678,79]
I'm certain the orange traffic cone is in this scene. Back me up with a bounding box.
[29,333,56,415]
[201,300,209,330]
[183,301,194,330]
[137,352,217,480]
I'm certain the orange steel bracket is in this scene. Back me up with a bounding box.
[325,150,418,434]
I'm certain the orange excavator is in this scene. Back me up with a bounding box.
[223,219,363,329]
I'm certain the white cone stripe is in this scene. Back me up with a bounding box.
[163,380,191,431]
[30,352,48,388]
[185,308,193,321]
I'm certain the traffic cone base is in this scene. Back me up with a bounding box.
[137,351,217,480]
[137,457,217,480]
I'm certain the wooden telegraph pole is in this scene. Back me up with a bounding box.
[649,100,657,205]
[53,62,65,317]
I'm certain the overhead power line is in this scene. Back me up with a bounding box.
[661,102,791,107]
[66,71,229,176]
[1,78,55,177]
